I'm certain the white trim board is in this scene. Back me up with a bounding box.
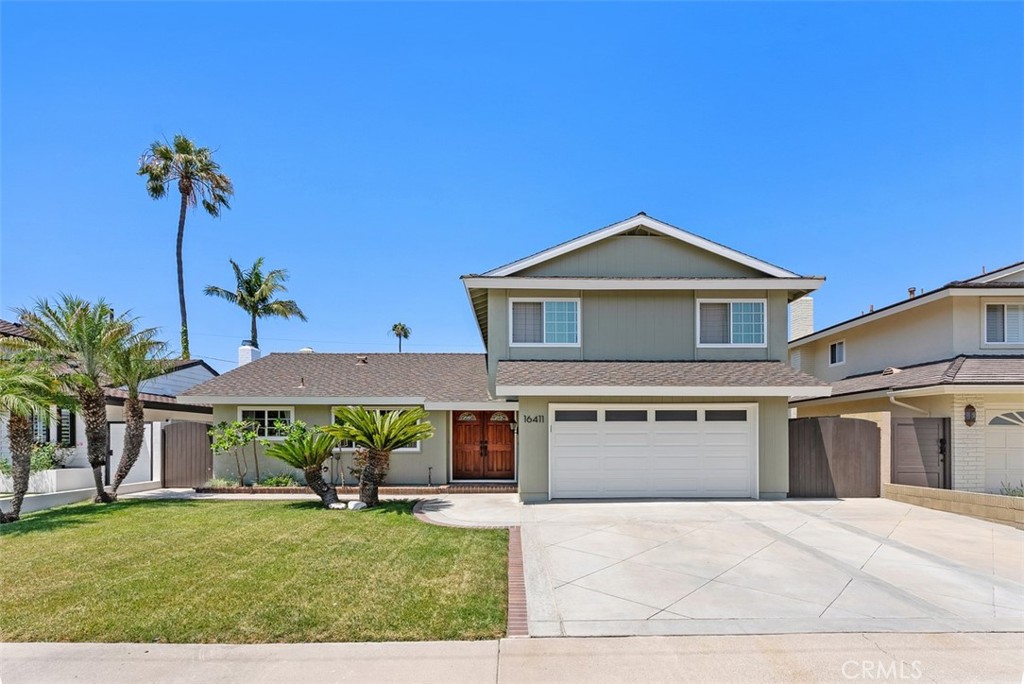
[482,215,801,279]
[180,396,427,405]
[496,385,831,398]
[462,276,824,291]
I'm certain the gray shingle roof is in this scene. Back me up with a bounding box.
[181,353,493,403]
[798,355,1024,402]
[496,360,828,388]
[0,319,30,339]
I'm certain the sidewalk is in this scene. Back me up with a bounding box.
[2,633,1021,684]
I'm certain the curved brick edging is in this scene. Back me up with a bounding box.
[195,484,517,495]
[412,499,529,638]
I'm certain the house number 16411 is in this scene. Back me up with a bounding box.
[523,415,545,424]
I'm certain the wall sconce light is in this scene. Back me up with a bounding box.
[509,419,519,434]
[964,404,976,427]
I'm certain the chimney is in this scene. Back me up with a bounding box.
[908,287,916,299]
[789,296,814,341]
[238,340,261,366]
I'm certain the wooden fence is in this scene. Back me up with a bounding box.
[789,417,880,498]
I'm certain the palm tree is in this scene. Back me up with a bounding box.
[138,134,234,359]
[204,258,307,349]
[263,428,340,508]
[7,296,133,503]
[391,323,411,352]
[325,407,434,507]
[0,359,67,523]
[106,329,170,495]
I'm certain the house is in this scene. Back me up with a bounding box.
[0,318,218,484]
[788,262,1024,495]
[182,213,830,500]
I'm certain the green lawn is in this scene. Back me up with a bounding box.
[0,499,508,643]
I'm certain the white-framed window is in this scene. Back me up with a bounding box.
[829,340,846,366]
[696,299,767,347]
[31,411,49,443]
[510,298,580,346]
[331,407,422,453]
[238,407,294,438]
[985,303,1023,344]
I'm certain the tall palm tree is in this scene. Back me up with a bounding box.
[325,407,434,507]
[7,296,134,503]
[391,323,411,352]
[204,258,307,349]
[106,329,170,495]
[0,359,67,523]
[263,428,340,508]
[138,134,234,359]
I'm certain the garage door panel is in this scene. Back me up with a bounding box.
[550,403,756,499]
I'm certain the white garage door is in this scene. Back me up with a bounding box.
[985,409,1024,494]
[549,404,758,499]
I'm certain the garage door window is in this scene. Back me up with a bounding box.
[554,410,598,422]
[655,410,698,422]
[989,411,1024,426]
[605,410,647,422]
[705,409,748,422]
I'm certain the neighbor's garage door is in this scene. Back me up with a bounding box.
[549,404,757,499]
[985,408,1024,494]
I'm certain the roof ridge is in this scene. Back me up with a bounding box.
[940,355,968,384]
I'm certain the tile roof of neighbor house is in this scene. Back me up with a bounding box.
[181,353,494,403]
[793,355,1024,403]
[495,360,829,389]
[0,319,31,339]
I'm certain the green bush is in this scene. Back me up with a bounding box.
[0,443,74,476]
[257,473,301,487]
[203,477,240,489]
[999,481,1024,497]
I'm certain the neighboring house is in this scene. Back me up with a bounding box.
[0,319,217,481]
[788,262,1024,495]
[183,213,830,500]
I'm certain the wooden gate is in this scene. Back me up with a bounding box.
[163,421,213,488]
[892,417,950,488]
[789,417,880,498]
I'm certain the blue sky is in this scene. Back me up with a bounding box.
[2,2,1021,372]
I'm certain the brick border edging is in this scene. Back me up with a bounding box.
[195,484,517,495]
[412,499,529,638]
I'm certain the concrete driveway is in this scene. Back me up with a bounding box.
[418,496,1024,637]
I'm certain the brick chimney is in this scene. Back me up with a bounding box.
[238,340,261,366]
[789,296,814,341]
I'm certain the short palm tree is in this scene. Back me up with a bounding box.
[391,323,410,352]
[106,329,170,495]
[263,428,340,508]
[204,258,307,349]
[325,406,435,507]
[0,359,67,523]
[138,134,234,359]
[7,296,134,503]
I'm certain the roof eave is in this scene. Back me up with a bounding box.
[495,384,831,398]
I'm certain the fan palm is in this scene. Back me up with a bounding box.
[204,257,307,349]
[106,329,171,495]
[325,406,435,507]
[6,296,134,502]
[138,134,234,359]
[391,323,411,352]
[0,359,68,522]
[262,429,340,507]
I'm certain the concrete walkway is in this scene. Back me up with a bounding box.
[2,633,1021,683]
[417,495,1024,638]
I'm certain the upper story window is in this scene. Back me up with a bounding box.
[239,407,294,438]
[697,299,766,347]
[986,303,1023,344]
[829,340,845,366]
[510,298,580,346]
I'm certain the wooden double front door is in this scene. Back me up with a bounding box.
[452,411,516,480]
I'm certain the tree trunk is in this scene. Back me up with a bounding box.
[80,386,113,503]
[252,438,261,483]
[176,191,191,360]
[358,449,390,507]
[111,395,145,494]
[304,465,338,507]
[0,413,34,523]
[250,313,258,350]
[234,448,247,487]
[398,336,402,353]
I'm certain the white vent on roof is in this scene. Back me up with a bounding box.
[356,356,368,365]
[881,367,902,376]
[298,347,314,353]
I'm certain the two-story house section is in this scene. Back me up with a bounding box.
[789,261,1024,495]
[463,213,831,502]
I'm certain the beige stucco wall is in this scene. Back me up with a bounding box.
[209,404,450,486]
[516,395,790,502]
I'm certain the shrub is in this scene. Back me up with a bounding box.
[203,477,240,489]
[0,444,74,476]
[999,481,1024,497]
[258,474,300,487]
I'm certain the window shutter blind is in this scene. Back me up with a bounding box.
[1007,304,1023,344]
[699,303,729,344]
[512,302,543,344]
[986,305,1005,343]
[57,409,76,447]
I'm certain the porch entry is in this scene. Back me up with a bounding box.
[452,411,516,480]
[892,417,950,489]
